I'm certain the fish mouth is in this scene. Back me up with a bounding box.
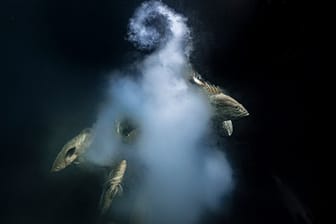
[240,106,250,117]
[50,162,65,172]
[50,166,59,172]
[50,165,60,172]
[233,101,249,117]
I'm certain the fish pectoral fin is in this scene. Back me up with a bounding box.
[117,184,123,195]
[110,185,123,198]
[222,120,233,136]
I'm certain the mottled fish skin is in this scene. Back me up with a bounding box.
[188,70,249,137]
[222,120,233,136]
[210,93,249,121]
[100,160,127,214]
[190,72,249,120]
[51,128,93,172]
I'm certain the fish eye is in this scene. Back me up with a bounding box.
[118,119,137,136]
[65,147,76,158]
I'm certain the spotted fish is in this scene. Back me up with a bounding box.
[189,70,249,135]
[51,128,93,172]
[100,160,127,214]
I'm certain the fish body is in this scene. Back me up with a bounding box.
[189,70,249,135]
[51,128,93,172]
[190,71,249,120]
[210,93,249,120]
[100,160,128,214]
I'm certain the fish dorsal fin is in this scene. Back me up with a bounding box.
[190,71,223,95]
[202,82,223,95]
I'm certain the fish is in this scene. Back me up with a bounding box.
[273,176,312,224]
[190,71,249,120]
[189,70,248,137]
[115,118,138,144]
[100,160,127,214]
[51,128,93,172]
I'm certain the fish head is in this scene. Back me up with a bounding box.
[51,128,92,172]
[115,118,139,144]
[120,159,127,169]
[211,93,249,120]
[51,145,77,172]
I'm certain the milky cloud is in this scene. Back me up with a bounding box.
[85,1,233,223]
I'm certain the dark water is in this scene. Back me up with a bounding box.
[1,0,318,223]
